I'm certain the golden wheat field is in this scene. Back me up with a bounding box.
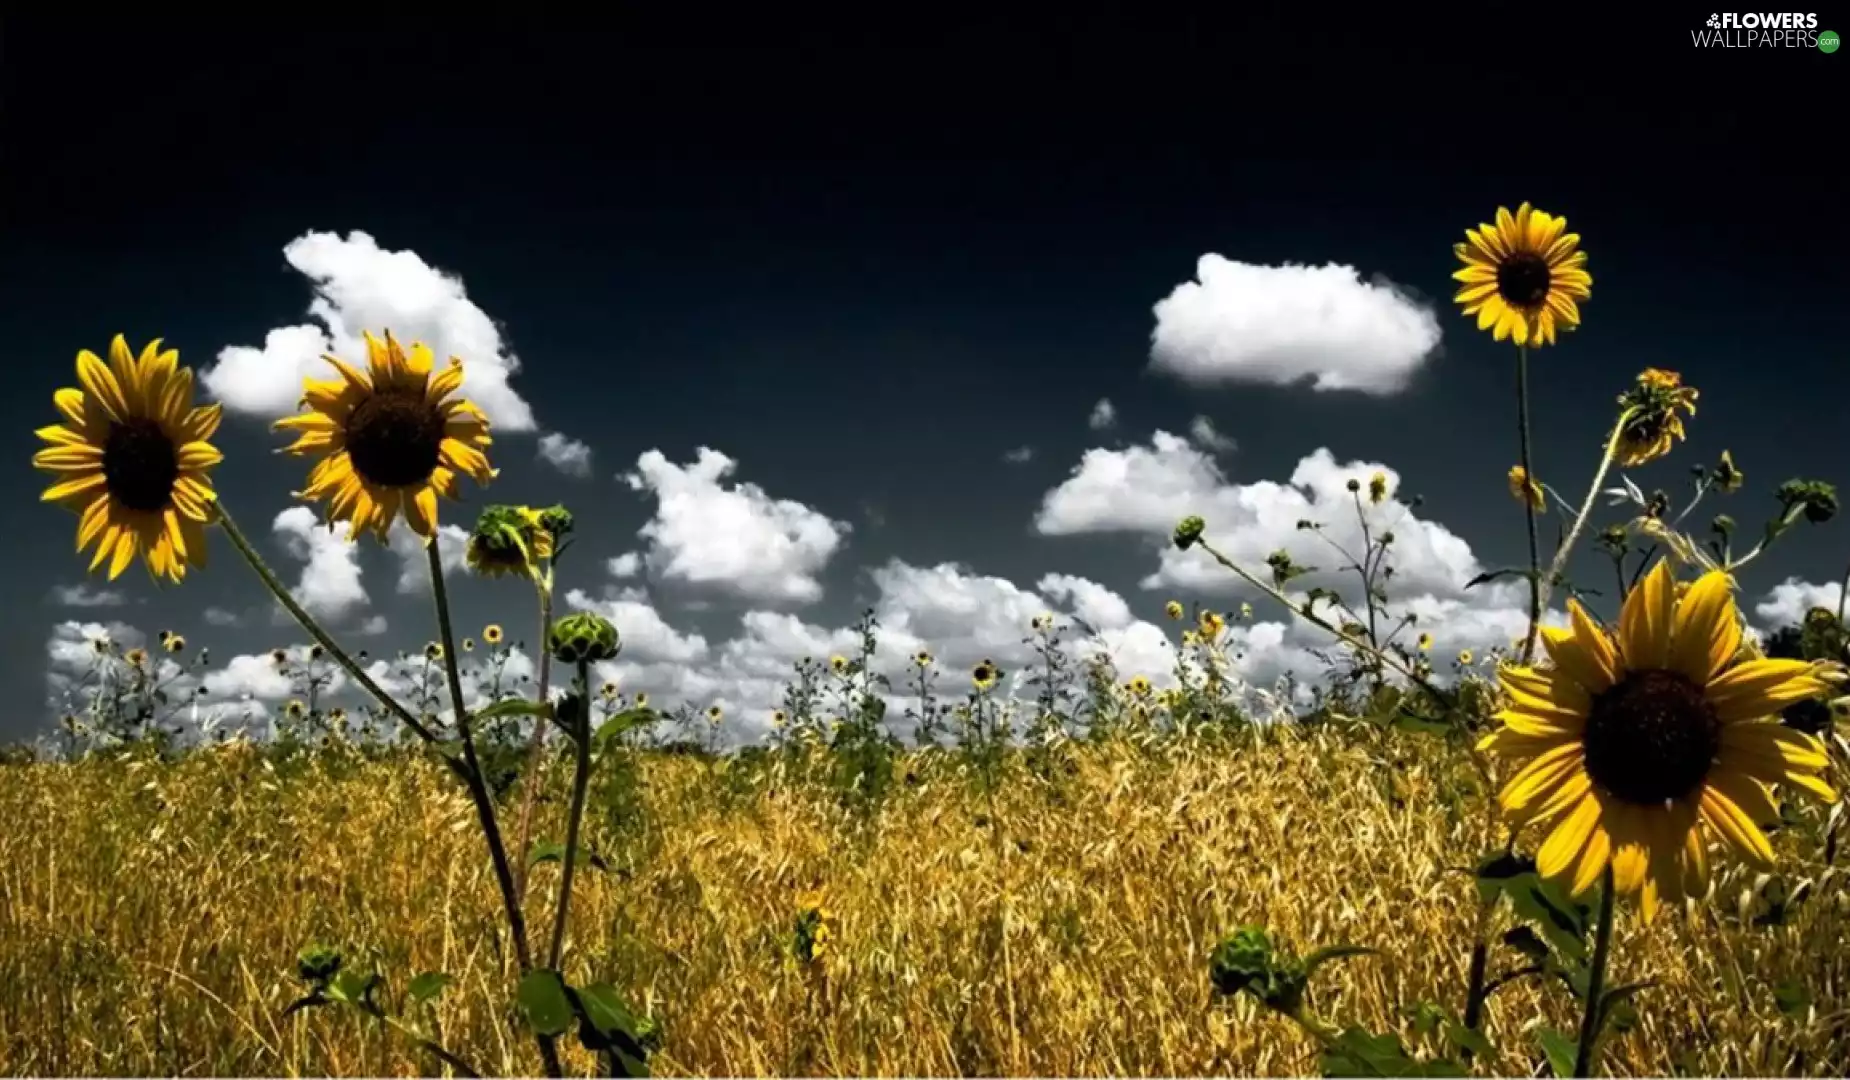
[2,727,1844,1078]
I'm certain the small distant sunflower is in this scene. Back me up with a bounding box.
[1453,202,1592,347]
[163,633,187,654]
[284,700,307,721]
[462,638,475,652]
[707,705,724,723]
[771,709,788,728]
[913,649,933,667]
[271,649,289,666]
[1458,649,1475,666]
[1239,602,1253,620]
[600,681,619,699]
[972,659,1000,691]
[1508,465,1545,510]
[633,692,649,708]
[483,624,504,646]
[1164,600,1185,621]
[1199,611,1226,641]
[34,336,223,582]
[1481,561,1837,919]
[423,642,444,662]
[1367,471,1389,505]
[125,647,149,669]
[1127,675,1152,697]
[1615,369,1699,467]
[829,655,849,675]
[1418,632,1434,651]
[274,330,495,543]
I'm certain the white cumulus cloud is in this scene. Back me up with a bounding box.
[1149,256,1441,395]
[1088,398,1118,430]
[272,507,369,623]
[1755,578,1845,628]
[202,230,537,430]
[620,447,849,605]
[1003,446,1034,465]
[537,432,593,477]
[48,584,128,608]
[1187,415,1236,453]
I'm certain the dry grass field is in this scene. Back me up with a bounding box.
[3,727,1844,1077]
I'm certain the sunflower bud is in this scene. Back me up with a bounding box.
[1346,478,1361,493]
[549,612,620,665]
[295,944,342,987]
[537,503,575,539]
[1710,514,1735,538]
[1173,515,1205,551]
[1712,450,1743,494]
[466,505,552,579]
[1209,926,1307,1017]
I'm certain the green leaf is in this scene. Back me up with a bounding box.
[325,970,381,1009]
[1599,979,1657,1029]
[407,971,454,1004]
[517,969,574,1037]
[1535,1027,1577,1078]
[573,983,654,1077]
[593,708,659,750]
[1774,980,1812,1018]
[473,698,552,725]
[1401,1000,1448,1036]
[529,840,610,871]
[1501,926,1550,964]
[1476,853,1591,963]
[1319,1027,1465,1077]
[1463,568,1533,591]
[1442,1021,1493,1060]
[1391,710,1452,737]
[1303,944,1377,977]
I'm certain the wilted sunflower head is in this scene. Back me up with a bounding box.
[274,330,495,544]
[1712,450,1744,494]
[34,336,223,582]
[1508,465,1545,511]
[1615,368,1699,467]
[1367,472,1389,505]
[465,505,554,579]
[1453,202,1592,347]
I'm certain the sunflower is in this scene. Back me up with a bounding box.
[1127,675,1152,696]
[706,705,724,723]
[913,650,933,667]
[972,659,1000,691]
[1199,611,1226,641]
[274,330,494,543]
[1508,465,1545,510]
[1165,600,1185,621]
[829,655,849,674]
[34,336,222,582]
[465,504,556,579]
[1453,202,1592,347]
[1480,561,1836,920]
[1614,369,1699,467]
[483,624,504,646]
[1367,471,1389,505]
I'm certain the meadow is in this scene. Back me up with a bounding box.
[17,201,1850,1077]
[4,710,1848,1078]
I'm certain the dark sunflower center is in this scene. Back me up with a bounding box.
[102,419,180,512]
[1583,669,1721,804]
[1495,253,1553,309]
[345,389,445,488]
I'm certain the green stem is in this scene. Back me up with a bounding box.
[1572,864,1618,1077]
[425,542,562,1079]
[1837,556,1850,628]
[214,506,441,746]
[547,657,594,972]
[509,572,556,902]
[1515,344,1543,664]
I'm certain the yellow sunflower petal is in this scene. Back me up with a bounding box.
[1719,721,1830,773]
[1606,804,1650,896]
[77,496,112,551]
[1698,785,1774,868]
[1668,572,1742,686]
[1618,560,1676,670]
[33,445,104,472]
[404,483,437,538]
[177,442,223,470]
[1704,768,1779,825]
[1570,809,1615,898]
[1541,620,1615,695]
[107,335,147,415]
[107,527,138,580]
[54,388,90,431]
[76,349,130,423]
[42,473,107,504]
[1706,658,1828,723]
[1536,792,1602,884]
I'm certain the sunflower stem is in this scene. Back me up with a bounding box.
[1837,555,1850,628]
[509,570,556,903]
[1515,344,1543,664]
[1536,407,1640,626]
[213,505,443,746]
[546,657,594,972]
[424,541,562,1079]
[1572,863,1618,1077]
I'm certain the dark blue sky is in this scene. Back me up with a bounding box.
[2,18,1842,743]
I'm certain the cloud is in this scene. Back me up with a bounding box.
[1003,446,1034,464]
[607,552,643,579]
[1187,415,1236,453]
[537,432,593,478]
[272,507,368,623]
[1149,256,1442,395]
[388,520,470,593]
[204,607,244,627]
[1754,578,1845,628]
[1088,398,1118,430]
[48,584,128,608]
[201,230,537,430]
[620,447,850,605]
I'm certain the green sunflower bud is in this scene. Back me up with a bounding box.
[295,943,342,986]
[538,504,575,538]
[550,612,620,665]
[1173,515,1206,551]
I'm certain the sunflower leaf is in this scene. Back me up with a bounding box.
[1773,980,1812,1018]
[1303,944,1376,978]
[1318,1027,1464,1077]
[529,840,609,871]
[1535,1027,1577,1078]
[1463,567,1534,591]
[472,698,551,725]
[516,969,574,1037]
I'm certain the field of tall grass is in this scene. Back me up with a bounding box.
[3,716,1847,1077]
